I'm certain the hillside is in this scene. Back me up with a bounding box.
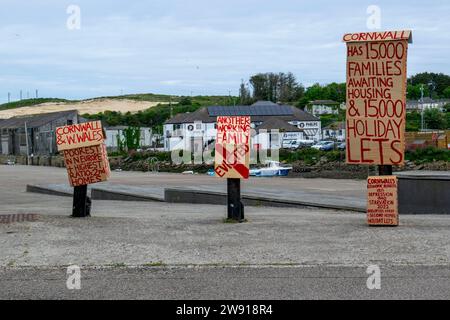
[0,94,234,119]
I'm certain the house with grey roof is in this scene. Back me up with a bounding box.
[306,100,342,116]
[0,110,80,156]
[163,101,320,151]
[322,121,346,142]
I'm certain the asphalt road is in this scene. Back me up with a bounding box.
[1,165,449,300]
[1,265,449,300]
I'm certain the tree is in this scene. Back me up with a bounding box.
[443,87,450,99]
[247,72,305,103]
[121,127,141,151]
[239,80,252,105]
[409,72,450,98]
[424,108,447,130]
[249,73,269,101]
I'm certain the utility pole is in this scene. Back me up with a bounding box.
[24,122,30,165]
[35,89,38,98]
[8,92,10,103]
[420,84,424,131]
[20,90,22,100]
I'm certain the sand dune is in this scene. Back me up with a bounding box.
[0,99,168,119]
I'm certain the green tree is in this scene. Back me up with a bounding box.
[409,72,450,97]
[424,108,447,129]
[443,87,450,99]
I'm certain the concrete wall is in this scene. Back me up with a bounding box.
[0,154,65,167]
[398,174,450,215]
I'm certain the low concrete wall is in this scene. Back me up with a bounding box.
[398,173,450,215]
[164,188,365,212]
[91,188,164,202]
[0,155,65,167]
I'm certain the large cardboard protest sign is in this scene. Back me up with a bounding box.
[214,116,251,179]
[56,120,104,151]
[63,144,111,187]
[344,30,412,165]
[56,121,110,187]
[367,176,399,226]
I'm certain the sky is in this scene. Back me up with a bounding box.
[0,0,449,103]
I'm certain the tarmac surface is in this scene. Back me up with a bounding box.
[0,165,449,299]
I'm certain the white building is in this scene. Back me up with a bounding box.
[163,101,321,151]
[322,122,346,141]
[307,100,341,116]
[406,98,450,111]
[105,126,156,150]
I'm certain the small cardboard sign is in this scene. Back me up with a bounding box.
[56,121,104,151]
[344,30,412,165]
[214,116,251,179]
[63,143,111,187]
[56,121,110,186]
[367,176,399,226]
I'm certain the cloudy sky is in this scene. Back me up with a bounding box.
[0,0,449,103]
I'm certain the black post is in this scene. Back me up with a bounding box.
[227,178,244,222]
[378,165,393,176]
[72,185,90,217]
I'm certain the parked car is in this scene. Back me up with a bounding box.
[311,141,335,151]
[282,140,315,150]
[337,142,346,151]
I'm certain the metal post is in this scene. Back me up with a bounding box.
[72,185,90,217]
[227,178,244,221]
[378,165,393,176]
[24,122,30,165]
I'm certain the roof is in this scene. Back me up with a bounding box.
[310,100,339,105]
[0,110,78,129]
[208,104,293,117]
[165,102,319,124]
[256,118,303,132]
[105,126,151,130]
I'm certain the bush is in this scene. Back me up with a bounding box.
[279,148,344,165]
[406,147,450,163]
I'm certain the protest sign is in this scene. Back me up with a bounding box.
[344,30,412,165]
[214,116,251,179]
[367,176,399,226]
[56,121,110,187]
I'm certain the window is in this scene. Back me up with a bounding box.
[67,119,73,125]
[196,123,202,130]
[19,133,27,146]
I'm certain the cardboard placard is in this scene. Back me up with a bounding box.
[56,120,104,151]
[63,143,111,187]
[214,116,251,179]
[367,176,398,226]
[57,121,110,187]
[344,30,412,165]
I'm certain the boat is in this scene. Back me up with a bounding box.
[250,161,293,177]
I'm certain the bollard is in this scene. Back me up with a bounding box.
[227,178,244,222]
[72,185,90,217]
[378,165,393,176]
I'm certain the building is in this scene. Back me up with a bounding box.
[105,126,158,150]
[256,118,304,149]
[322,122,346,141]
[406,98,450,111]
[163,101,320,151]
[306,100,341,116]
[0,110,80,156]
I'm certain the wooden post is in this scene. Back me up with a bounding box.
[227,178,244,222]
[378,165,393,176]
[72,185,89,217]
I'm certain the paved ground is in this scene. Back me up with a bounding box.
[1,165,367,209]
[0,165,449,299]
[1,266,449,300]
